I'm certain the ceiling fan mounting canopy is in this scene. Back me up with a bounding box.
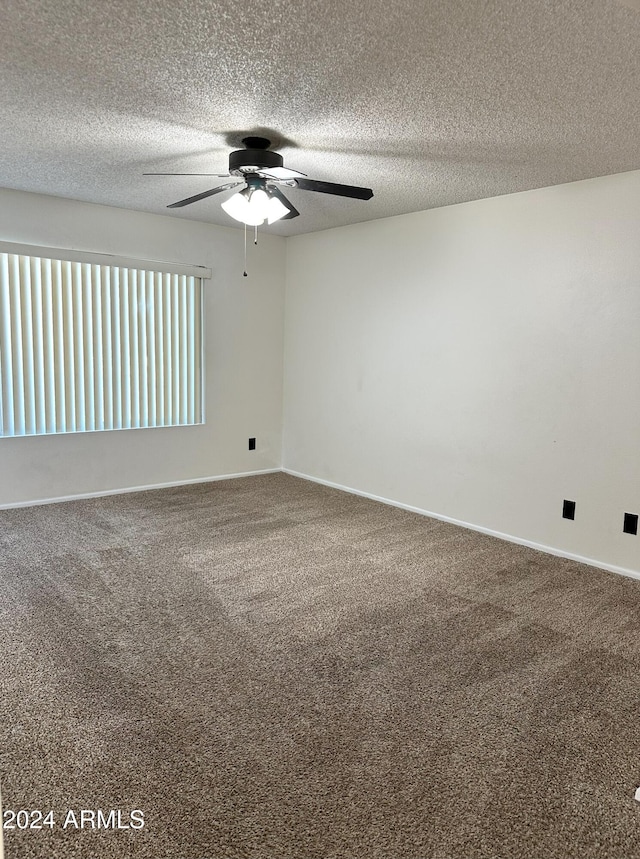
[241,136,272,149]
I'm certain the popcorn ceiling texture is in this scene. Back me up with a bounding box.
[0,0,639,235]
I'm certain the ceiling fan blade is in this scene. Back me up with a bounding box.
[258,166,307,180]
[144,173,230,177]
[294,178,373,200]
[270,187,300,219]
[167,181,240,209]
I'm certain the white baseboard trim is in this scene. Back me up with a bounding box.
[283,468,640,583]
[0,468,281,510]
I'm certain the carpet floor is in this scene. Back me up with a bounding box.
[1,472,640,858]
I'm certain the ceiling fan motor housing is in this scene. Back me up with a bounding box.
[229,144,283,176]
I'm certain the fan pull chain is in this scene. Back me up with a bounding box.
[241,223,260,277]
[243,223,248,277]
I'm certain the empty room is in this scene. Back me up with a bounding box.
[1,0,639,857]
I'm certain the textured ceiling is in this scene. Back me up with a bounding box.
[0,0,639,236]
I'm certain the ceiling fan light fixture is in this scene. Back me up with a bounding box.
[221,186,288,226]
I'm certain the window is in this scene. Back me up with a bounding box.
[0,245,207,437]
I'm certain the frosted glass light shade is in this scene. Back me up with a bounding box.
[221,191,256,224]
[267,196,289,224]
[249,189,270,221]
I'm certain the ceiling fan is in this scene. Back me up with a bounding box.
[144,136,374,226]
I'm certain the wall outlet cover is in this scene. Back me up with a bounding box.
[623,512,638,535]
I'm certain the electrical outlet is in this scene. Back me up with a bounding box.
[623,512,638,535]
[562,500,576,520]
[248,437,256,451]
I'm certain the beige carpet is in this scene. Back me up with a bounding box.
[1,472,640,858]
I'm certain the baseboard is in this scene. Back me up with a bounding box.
[0,468,281,510]
[283,468,640,583]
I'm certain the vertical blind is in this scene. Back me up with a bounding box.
[0,253,203,437]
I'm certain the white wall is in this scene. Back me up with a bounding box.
[0,188,286,505]
[283,170,640,575]
[4,175,640,575]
